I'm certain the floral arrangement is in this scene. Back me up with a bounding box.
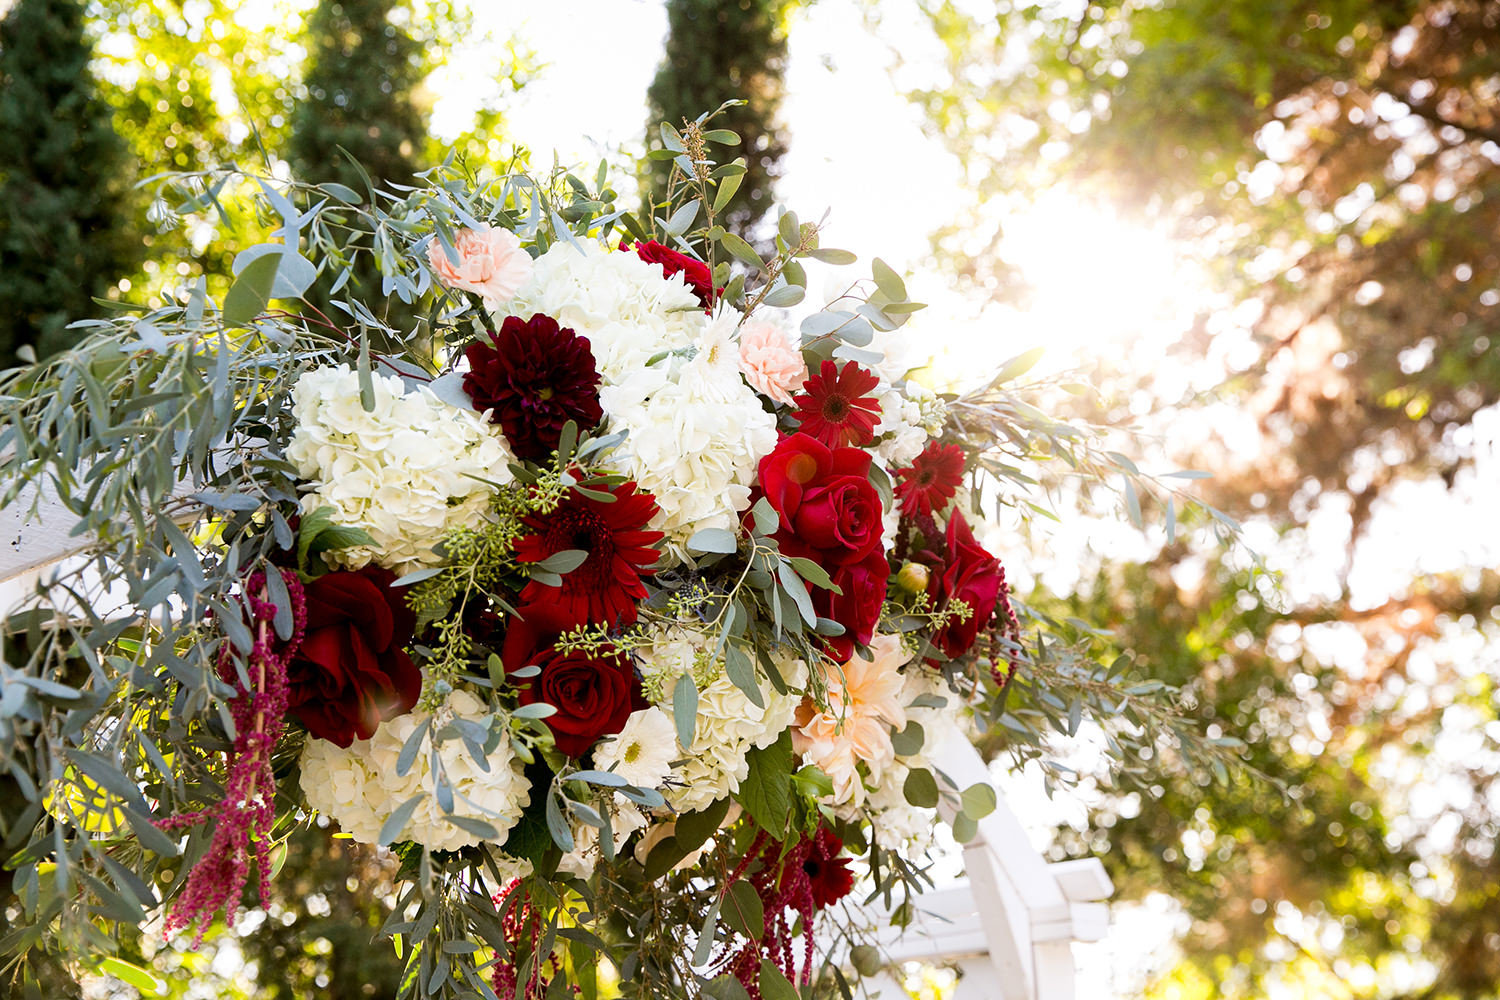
[0,112,1240,999]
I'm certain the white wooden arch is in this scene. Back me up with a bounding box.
[1,486,1113,997]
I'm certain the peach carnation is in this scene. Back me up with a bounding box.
[427,225,533,303]
[738,318,807,405]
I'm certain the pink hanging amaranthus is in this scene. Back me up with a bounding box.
[722,825,854,999]
[159,568,306,943]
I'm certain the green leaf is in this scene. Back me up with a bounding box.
[872,258,907,300]
[738,731,793,839]
[991,346,1045,386]
[890,720,925,757]
[960,782,998,819]
[1124,477,1143,528]
[785,556,840,593]
[546,791,575,852]
[750,497,780,536]
[378,794,423,845]
[759,960,799,1000]
[723,880,764,940]
[221,252,280,327]
[718,231,764,270]
[903,768,939,808]
[666,199,700,236]
[775,561,818,627]
[97,958,163,996]
[673,673,697,749]
[675,797,730,854]
[807,248,856,265]
[512,703,557,720]
[763,284,805,307]
[702,129,739,144]
[724,642,764,709]
[687,527,739,554]
[535,549,588,574]
[713,172,744,212]
[692,895,722,968]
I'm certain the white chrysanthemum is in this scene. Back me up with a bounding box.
[637,629,805,813]
[494,239,706,382]
[593,707,678,788]
[299,691,530,853]
[285,365,514,573]
[601,309,777,563]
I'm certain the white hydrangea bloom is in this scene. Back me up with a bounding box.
[592,707,679,789]
[861,760,938,857]
[299,691,531,853]
[637,629,805,813]
[285,365,514,573]
[494,239,706,382]
[601,308,777,564]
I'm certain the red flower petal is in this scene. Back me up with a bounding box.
[792,361,882,448]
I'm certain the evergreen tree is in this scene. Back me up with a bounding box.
[288,0,427,339]
[645,0,795,243]
[0,0,138,366]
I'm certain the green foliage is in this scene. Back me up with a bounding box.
[645,0,796,243]
[288,0,429,340]
[0,0,141,364]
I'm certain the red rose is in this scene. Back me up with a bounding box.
[621,240,718,309]
[518,646,640,757]
[758,433,883,567]
[816,549,889,663]
[926,511,1002,664]
[287,567,422,747]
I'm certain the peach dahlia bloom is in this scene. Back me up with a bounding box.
[793,634,913,805]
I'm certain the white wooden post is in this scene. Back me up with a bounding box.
[859,737,1113,1000]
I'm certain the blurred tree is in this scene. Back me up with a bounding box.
[896,0,1500,995]
[91,0,302,306]
[288,0,428,340]
[645,0,797,243]
[0,0,140,365]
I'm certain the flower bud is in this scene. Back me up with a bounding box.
[895,562,930,594]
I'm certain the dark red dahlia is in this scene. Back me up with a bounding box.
[895,441,966,518]
[792,360,882,449]
[512,480,664,630]
[622,239,718,309]
[463,313,603,462]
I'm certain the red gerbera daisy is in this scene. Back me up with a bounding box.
[895,441,966,517]
[800,826,855,909]
[512,480,664,630]
[792,360,882,448]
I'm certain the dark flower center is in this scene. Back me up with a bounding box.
[822,395,850,420]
